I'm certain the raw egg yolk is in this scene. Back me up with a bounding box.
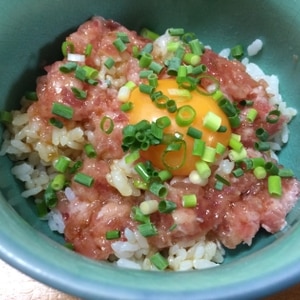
[127,78,232,176]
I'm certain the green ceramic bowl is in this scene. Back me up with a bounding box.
[0,1,300,299]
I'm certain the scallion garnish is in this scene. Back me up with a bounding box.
[104,57,115,69]
[254,141,270,152]
[59,61,77,73]
[51,102,74,120]
[100,116,114,134]
[278,168,294,178]
[268,175,282,197]
[183,53,201,66]
[73,172,94,187]
[189,39,204,55]
[182,194,197,208]
[105,230,121,240]
[168,27,185,36]
[246,108,258,122]
[61,41,74,57]
[264,161,279,175]
[113,37,127,52]
[215,174,230,186]
[195,160,211,179]
[44,184,58,209]
[150,252,169,270]
[192,139,206,156]
[0,110,13,124]
[253,166,267,179]
[231,44,244,59]
[84,43,93,56]
[51,174,66,191]
[255,127,269,141]
[175,105,196,127]
[84,143,97,158]
[202,146,216,163]
[140,28,159,41]
[266,109,281,124]
[54,156,71,173]
[232,168,244,178]
[49,117,64,128]
[131,206,150,224]
[139,52,153,68]
[149,181,168,198]
[158,200,177,213]
[120,102,133,112]
[203,111,222,132]
[25,91,38,101]
[187,126,202,139]
[138,222,158,237]
[71,87,87,100]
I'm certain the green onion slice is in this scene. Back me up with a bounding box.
[73,172,94,187]
[100,116,114,134]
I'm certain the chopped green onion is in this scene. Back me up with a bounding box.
[278,168,294,178]
[168,28,185,36]
[254,141,270,152]
[150,252,169,270]
[192,64,207,75]
[253,166,267,179]
[251,157,265,168]
[148,73,158,88]
[61,41,74,57]
[100,116,114,134]
[59,61,78,73]
[0,110,13,124]
[156,116,171,129]
[246,108,258,122]
[228,113,241,128]
[131,206,150,224]
[49,117,64,128]
[158,200,177,213]
[158,170,173,182]
[268,175,282,197]
[104,57,115,69]
[166,99,177,113]
[162,140,187,171]
[203,112,222,132]
[182,194,197,208]
[239,99,254,107]
[51,174,66,191]
[215,174,230,186]
[69,160,83,174]
[125,150,140,164]
[232,168,244,178]
[183,53,201,66]
[71,87,87,100]
[255,127,269,141]
[139,200,159,215]
[166,56,182,75]
[168,88,191,99]
[140,28,159,41]
[134,162,151,182]
[264,161,279,175]
[36,200,48,218]
[229,136,244,152]
[120,101,133,112]
[138,223,158,237]
[51,102,74,120]
[167,41,180,52]
[202,146,216,163]
[266,109,281,124]
[181,32,197,43]
[54,156,71,173]
[169,223,177,231]
[106,230,121,240]
[175,105,196,127]
[84,143,97,158]
[240,158,253,170]
[117,32,130,43]
[214,180,224,191]
[187,126,202,139]
[228,147,247,162]
[149,181,168,198]
[44,185,58,209]
[189,39,204,55]
[215,142,226,155]
[139,83,155,95]
[84,43,93,56]
[195,160,211,179]
[139,52,153,68]
[231,44,244,58]
[139,69,154,78]
[73,172,94,187]
[140,43,154,55]
[192,139,206,156]
[25,91,38,101]
[149,61,164,74]
[113,37,127,52]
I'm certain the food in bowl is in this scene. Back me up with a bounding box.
[1,16,299,271]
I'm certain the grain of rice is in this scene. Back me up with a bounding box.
[247,38,263,56]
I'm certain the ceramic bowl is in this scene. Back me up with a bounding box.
[0,1,300,299]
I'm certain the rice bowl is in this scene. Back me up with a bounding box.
[0,1,300,299]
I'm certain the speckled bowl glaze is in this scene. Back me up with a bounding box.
[0,1,300,299]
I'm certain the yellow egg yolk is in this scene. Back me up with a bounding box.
[127,78,232,176]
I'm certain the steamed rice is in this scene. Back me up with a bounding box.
[0,18,299,271]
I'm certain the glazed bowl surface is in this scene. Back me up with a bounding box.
[0,1,300,299]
